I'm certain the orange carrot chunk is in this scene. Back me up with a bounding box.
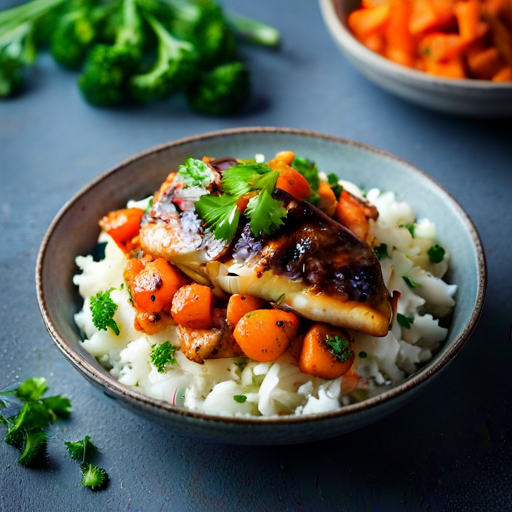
[271,161,311,201]
[468,47,505,78]
[335,190,377,241]
[419,33,467,61]
[131,258,189,314]
[226,294,266,326]
[99,208,144,253]
[317,182,338,218]
[274,151,295,165]
[299,323,355,380]
[424,57,467,77]
[348,4,391,39]
[493,66,512,80]
[385,0,416,67]
[454,0,481,40]
[233,309,299,362]
[340,365,361,395]
[171,283,214,329]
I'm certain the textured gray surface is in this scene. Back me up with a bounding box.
[1,0,512,510]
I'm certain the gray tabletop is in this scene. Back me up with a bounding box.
[1,0,512,510]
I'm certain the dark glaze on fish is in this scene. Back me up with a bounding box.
[258,189,389,307]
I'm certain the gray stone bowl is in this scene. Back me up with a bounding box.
[319,0,512,117]
[36,127,486,445]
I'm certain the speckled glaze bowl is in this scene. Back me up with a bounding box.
[319,0,512,117]
[36,128,486,445]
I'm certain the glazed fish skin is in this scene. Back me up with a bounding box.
[206,190,392,336]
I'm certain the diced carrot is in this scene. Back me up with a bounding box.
[317,182,338,218]
[226,294,266,326]
[335,190,377,241]
[362,0,389,7]
[385,0,416,67]
[202,156,215,163]
[419,33,467,61]
[361,33,386,54]
[340,365,361,395]
[134,311,175,335]
[271,161,311,201]
[409,0,455,34]
[131,258,189,314]
[348,4,391,39]
[99,208,144,253]
[468,46,505,78]
[171,283,214,329]
[299,323,355,380]
[493,65,512,80]
[488,17,512,66]
[124,257,146,286]
[233,309,299,362]
[424,57,468,77]
[274,151,295,165]
[454,0,482,40]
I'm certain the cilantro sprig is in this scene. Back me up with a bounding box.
[325,335,353,363]
[90,289,120,335]
[195,162,287,240]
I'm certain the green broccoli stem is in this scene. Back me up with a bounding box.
[116,0,143,48]
[226,14,280,48]
[145,12,192,57]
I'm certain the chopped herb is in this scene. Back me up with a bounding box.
[177,158,214,188]
[195,194,240,241]
[307,193,320,206]
[290,156,320,192]
[144,196,154,213]
[402,276,422,289]
[327,173,338,186]
[150,342,178,373]
[358,351,368,359]
[373,243,389,260]
[397,313,414,329]
[81,463,108,491]
[330,183,343,200]
[428,244,446,264]
[235,358,249,372]
[65,435,97,463]
[221,163,275,197]
[245,189,287,237]
[233,395,247,404]
[402,224,416,237]
[89,289,120,336]
[325,335,353,363]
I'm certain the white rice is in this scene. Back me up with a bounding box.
[74,181,456,417]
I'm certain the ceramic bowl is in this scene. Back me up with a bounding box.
[319,0,512,117]
[36,127,486,445]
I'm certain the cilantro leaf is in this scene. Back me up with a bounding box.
[150,342,178,373]
[325,335,353,363]
[221,163,274,197]
[195,194,240,241]
[81,463,108,491]
[177,158,214,187]
[90,289,120,335]
[245,190,287,237]
[18,430,47,467]
[15,378,48,402]
[373,243,389,261]
[233,395,247,404]
[290,156,320,192]
[397,313,414,329]
[402,276,422,288]
[42,396,72,420]
[428,244,445,263]
[65,435,97,463]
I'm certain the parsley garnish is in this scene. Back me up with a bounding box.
[397,313,414,329]
[374,243,389,260]
[359,351,367,359]
[428,244,445,263]
[325,335,353,363]
[233,395,247,403]
[290,156,320,192]
[177,158,213,187]
[150,342,178,373]
[196,162,286,240]
[65,435,97,463]
[89,289,120,335]
[402,276,422,288]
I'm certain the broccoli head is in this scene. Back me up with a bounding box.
[78,44,138,106]
[130,14,197,102]
[186,61,250,116]
[0,53,24,98]
[50,9,99,69]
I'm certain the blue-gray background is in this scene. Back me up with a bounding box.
[1,0,511,510]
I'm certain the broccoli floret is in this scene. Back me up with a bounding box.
[81,463,109,490]
[186,61,249,115]
[0,53,24,98]
[227,14,280,48]
[50,5,107,70]
[130,13,196,102]
[78,0,143,106]
[161,0,236,67]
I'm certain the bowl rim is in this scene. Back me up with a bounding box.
[319,0,512,91]
[36,126,487,426]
